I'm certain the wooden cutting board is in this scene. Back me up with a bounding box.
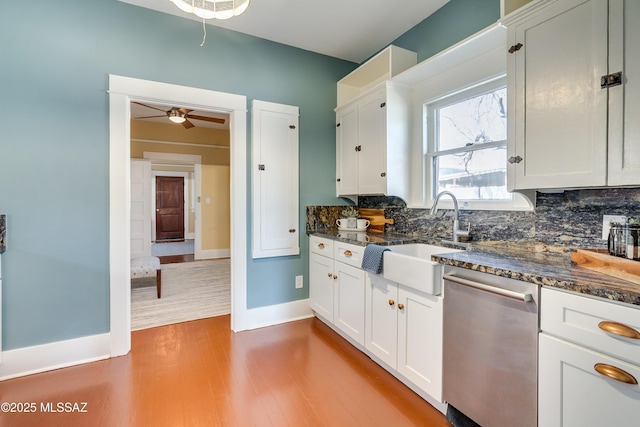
[359,208,394,232]
[571,248,640,285]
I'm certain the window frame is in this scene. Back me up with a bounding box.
[425,78,513,208]
[401,24,533,211]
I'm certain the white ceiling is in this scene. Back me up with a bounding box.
[119,0,450,63]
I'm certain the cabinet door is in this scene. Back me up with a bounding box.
[336,104,359,196]
[365,274,398,368]
[507,0,608,190]
[608,0,640,185]
[251,100,299,258]
[309,253,334,321]
[357,89,387,195]
[397,288,443,402]
[539,333,640,427]
[334,262,366,345]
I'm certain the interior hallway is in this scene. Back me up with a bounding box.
[0,316,451,427]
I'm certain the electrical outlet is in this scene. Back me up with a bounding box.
[602,215,627,239]
[295,275,303,289]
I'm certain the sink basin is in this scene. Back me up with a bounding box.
[383,244,462,295]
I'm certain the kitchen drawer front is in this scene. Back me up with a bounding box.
[310,236,334,257]
[541,287,640,365]
[334,241,364,268]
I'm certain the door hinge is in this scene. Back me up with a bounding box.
[258,164,265,170]
[380,102,386,108]
[336,123,341,127]
[601,72,623,89]
[355,145,362,152]
[336,178,341,182]
[508,43,523,54]
[289,125,296,129]
[380,172,386,177]
[508,155,523,164]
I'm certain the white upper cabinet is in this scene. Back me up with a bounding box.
[608,0,640,185]
[337,45,416,108]
[335,81,411,200]
[251,100,299,259]
[505,0,640,190]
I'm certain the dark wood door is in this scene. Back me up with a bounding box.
[155,176,184,241]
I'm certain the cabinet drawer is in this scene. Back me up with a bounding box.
[334,241,364,268]
[539,333,640,427]
[309,236,334,257]
[541,287,640,365]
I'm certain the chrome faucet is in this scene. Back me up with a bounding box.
[429,191,470,242]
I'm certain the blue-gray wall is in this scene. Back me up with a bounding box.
[0,0,499,350]
[0,0,354,350]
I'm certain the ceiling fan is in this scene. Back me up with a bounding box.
[132,101,225,129]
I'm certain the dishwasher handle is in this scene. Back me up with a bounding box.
[444,274,533,302]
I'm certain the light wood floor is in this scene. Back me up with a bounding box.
[0,315,451,427]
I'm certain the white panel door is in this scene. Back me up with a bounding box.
[251,100,299,259]
[508,0,608,190]
[130,159,151,258]
[309,253,334,322]
[336,104,359,196]
[365,274,398,368]
[334,262,365,345]
[397,288,443,402]
[357,89,387,195]
[608,0,640,186]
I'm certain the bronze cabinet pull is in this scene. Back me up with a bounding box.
[594,363,638,385]
[598,321,640,339]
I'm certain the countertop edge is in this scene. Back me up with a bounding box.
[307,231,640,307]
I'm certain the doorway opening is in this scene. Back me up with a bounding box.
[109,75,248,357]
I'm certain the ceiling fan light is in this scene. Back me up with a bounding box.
[170,0,194,14]
[167,109,187,123]
[234,0,250,16]
[215,0,250,19]
[171,0,250,20]
[193,6,216,19]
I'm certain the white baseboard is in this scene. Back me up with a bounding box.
[0,333,111,381]
[195,248,230,260]
[245,299,313,330]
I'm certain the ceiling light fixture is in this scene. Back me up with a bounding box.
[167,109,187,123]
[169,0,251,20]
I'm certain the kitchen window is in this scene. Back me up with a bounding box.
[421,76,532,211]
[426,80,509,202]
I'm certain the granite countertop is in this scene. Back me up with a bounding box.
[308,230,640,306]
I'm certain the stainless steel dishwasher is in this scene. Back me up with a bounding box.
[443,268,539,427]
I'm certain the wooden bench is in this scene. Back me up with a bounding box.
[131,256,161,298]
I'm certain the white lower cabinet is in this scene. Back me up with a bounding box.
[309,236,444,405]
[539,288,640,426]
[365,274,398,367]
[309,236,365,346]
[397,287,443,402]
[539,334,640,427]
[309,250,334,321]
[334,261,365,346]
[365,273,444,402]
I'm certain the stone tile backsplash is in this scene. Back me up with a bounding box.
[307,188,640,251]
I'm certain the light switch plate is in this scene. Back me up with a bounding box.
[602,215,627,239]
